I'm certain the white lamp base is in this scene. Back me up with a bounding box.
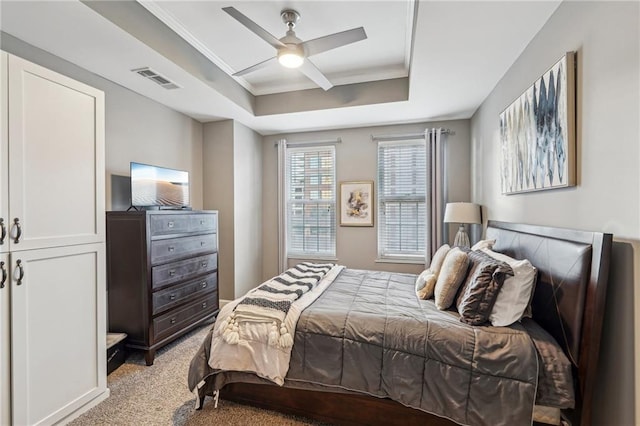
[453,225,470,249]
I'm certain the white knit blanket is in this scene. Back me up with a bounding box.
[209,263,343,385]
[218,262,335,347]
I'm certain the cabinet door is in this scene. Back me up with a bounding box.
[0,253,9,426]
[11,244,106,426]
[0,52,8,254]
[7,54,105,252]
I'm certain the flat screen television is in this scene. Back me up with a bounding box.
[130,162,190,209]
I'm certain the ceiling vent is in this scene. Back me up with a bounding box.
[132,67,181,90]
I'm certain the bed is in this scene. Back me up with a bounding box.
[188,220,612,426]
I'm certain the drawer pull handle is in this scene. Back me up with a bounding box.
[201,262,207,268]
[168,221,174,228]
[0,218,6,245]
[170,317,177,325]
[168,246,175,252]
[170,294,176,300]
[200,241,205,246]
[0,261,6,289]
[202,302,207,309]
[201,282,207,288]
[200,220,205,225]
[169,269,176,277]
[15,260,24,286]
[12,218,22,244]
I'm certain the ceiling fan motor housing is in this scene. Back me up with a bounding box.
[281,9,300,29]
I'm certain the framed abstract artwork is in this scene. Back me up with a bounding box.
[339,181,374,226]
[499,52,576,194]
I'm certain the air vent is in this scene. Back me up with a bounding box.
[132,67,181,90]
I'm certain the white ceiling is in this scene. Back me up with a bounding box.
[0,0,561,136]
[139,1,414,95]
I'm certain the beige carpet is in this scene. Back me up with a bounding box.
[70,321,323,426]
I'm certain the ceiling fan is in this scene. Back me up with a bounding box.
[222,6,367,91]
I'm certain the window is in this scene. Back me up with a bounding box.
[286,146,336,257]
[377,140,427,260]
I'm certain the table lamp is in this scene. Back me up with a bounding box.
[443,202,481,248]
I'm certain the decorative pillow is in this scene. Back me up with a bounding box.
[471,239,496,251]
[415,244,451,294]
[458,260,513,325]
[417,273,437,300]
[415,269,432,292]
[428,244,451,275]
[455,249,489,310]
[434,248,470,310]
[482,248,538,326]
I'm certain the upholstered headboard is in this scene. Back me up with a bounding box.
[485,221,612,426]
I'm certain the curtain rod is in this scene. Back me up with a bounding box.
[274,137,342,148]
[371,129,454,142]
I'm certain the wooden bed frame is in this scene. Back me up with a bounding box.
[218,221,612,426]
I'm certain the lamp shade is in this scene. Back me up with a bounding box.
[443,202,481,224]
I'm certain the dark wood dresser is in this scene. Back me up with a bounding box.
[106,210,219,365]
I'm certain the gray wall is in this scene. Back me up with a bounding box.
[262,120,471,280]
[203,120,235,300]
[470,2,639,424]
[203,120,263,300]
[232,121,263,298]
[0,32,204,211]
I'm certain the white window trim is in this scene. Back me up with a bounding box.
[284,144,337,258]
[376,139,427,262]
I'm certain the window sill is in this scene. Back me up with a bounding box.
[288,255,339,262]
[375,258,425,265]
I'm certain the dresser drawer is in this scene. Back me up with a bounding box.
[150,234,217,265]
[150,213,217,236]
[152,273,218,315]
[153,293,218,341]
[152,253,217,290]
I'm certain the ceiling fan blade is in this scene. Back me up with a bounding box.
[299,59,333,91]
[222,7,286,50]
[302,27,367,57]
[232,56,277,76]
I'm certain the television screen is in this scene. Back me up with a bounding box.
[130,162,190,208]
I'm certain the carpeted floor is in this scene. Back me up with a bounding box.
[69,321,323,425]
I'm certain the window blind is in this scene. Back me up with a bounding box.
[286,145,336,257]
[377,140,427,258]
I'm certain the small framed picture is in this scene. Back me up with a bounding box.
[339,181,374,227]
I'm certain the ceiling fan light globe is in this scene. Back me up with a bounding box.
[278,52,304,68]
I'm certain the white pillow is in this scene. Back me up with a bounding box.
[481,248,537,327]
[471,239,496,251]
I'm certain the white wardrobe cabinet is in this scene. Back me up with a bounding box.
[0,51,108,425]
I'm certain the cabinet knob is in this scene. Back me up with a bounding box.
[200,220,205,225]
[0,261,6,289]
[12,218,22,244]
[170,317,176,324]
[0,218,6,245]
[201,281,207,288]
[168,246,175,252]
[168,221,174,228]
[201,262,207,268]
[15,260,24,286]
[202,302,207,309]
[200,241,205,246]
[169,269,175,277]
[169,294,176,300]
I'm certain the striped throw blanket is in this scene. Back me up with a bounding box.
[219,262,335,348]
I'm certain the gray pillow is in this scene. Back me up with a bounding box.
[458,260,513,325]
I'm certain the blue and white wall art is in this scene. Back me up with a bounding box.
[500,52,576,194]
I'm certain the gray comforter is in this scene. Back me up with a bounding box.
[190,269,546,425]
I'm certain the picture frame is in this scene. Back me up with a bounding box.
[499,52,576,195]
[339,181,374,227]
